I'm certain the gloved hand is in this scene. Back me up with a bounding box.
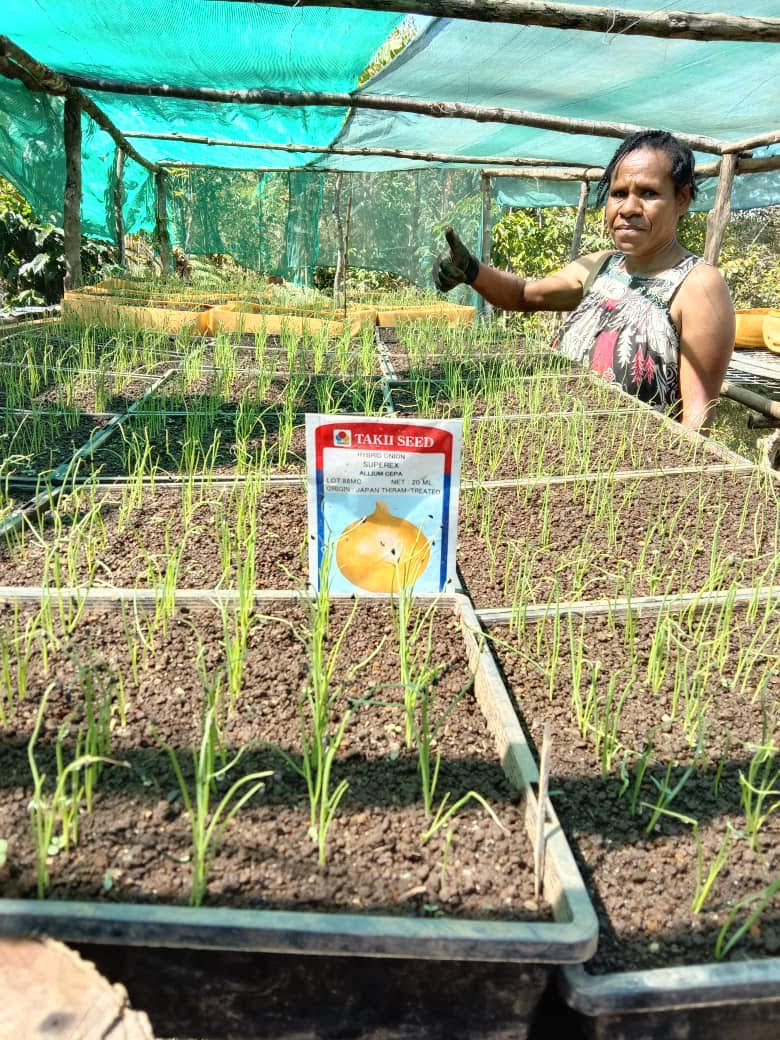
[432,227,480,293]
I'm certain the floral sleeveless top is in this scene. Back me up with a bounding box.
[553,251,705,411]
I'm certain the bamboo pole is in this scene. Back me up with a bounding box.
[0,36,161,174]
[124,130,586,170]
[114,149,126,268]
[63,96,82,291]
[721,381,780,422]
[569,180,589,261]
[704,152,738,265]
[211,1,780,44]
[63,72,726,156]
[155,170,172,276]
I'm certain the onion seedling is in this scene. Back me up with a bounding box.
[642,757,696,835]
[27,682,126,897]
[715,877,780,960]
[163,706,271,906]
[739,740,779,853]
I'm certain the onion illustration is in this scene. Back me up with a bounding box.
[335,501,431,593]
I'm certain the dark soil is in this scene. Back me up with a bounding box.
[490,608,780,973]
[0,374,157,413]
[0,601,545,923]
[391,373,643,417]
[1,484,309,589]
[2,470,777,602]
[457,471,780,605]
[3,414,112,478]
[7,397,735,485]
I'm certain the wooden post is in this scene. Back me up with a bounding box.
[569,179,589,261]
[63,96,82,291]
[155,170,172,276]
[114,149,126,268]
[704,153,738,265]
[342,194,352,316]
[332,172,344,304]
[204,2,780,45]
[480,171,493,321]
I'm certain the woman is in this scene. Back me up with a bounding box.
[433,130,735,431]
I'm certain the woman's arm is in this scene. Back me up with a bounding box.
[470,262,587,312]
[433,227,610,312]
[675,264,735,431]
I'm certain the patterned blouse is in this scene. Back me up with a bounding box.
[553,251,706,412]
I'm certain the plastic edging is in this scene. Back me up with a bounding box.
[559,959,780,1038]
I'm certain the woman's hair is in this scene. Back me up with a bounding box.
[595,130,698,206]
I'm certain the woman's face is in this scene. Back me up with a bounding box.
[605,147,691,260]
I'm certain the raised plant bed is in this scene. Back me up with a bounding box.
[0,591,596,1040]
[483,603,780,1036]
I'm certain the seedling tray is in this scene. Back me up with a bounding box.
[0,592,596,963]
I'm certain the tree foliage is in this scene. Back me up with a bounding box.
[491,202,780,310]
[492,207,611,279]
[0,208,116,306]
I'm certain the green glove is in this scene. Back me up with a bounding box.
[432,227,480,293]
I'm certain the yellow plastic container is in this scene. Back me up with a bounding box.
[375,303,476,327]
[762,309,780,355]
[734,308,772,349]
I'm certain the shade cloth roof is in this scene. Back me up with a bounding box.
[0,2,778,236]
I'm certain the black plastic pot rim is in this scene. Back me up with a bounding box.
[0,897,594,963]
[560,957,780,1016]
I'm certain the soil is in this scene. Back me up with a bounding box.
[391,373,647,417]
[489,609,780,973]
[6,389,732,485]
[0,600,546,924]
[2,469,777,601]
[0,374,157,413]
[3,415,112,478]
[457,471,780,605]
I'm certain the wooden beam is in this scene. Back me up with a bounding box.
[211,1,780,44]
[0,35,161,174]
[696,154,780,177]
[123,130,586,170]
[114,150,126,267]
[569,180,589,261]
[490,155,780,179]
[722,129,780,154]
[155,171,171,276]
[63,72,726,156]
[482,166,603,180]
[63,97,82,291]
[704,152,738,265]
[479,172,493,321]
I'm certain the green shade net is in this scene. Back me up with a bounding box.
[245,167,483,289]
[0,77,154,238]
[1,2,779,282]
[339,3,780,175]
[0,1,402,242]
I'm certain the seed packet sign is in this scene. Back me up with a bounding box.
[306,415,462,595]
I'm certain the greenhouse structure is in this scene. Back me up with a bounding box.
[0,3,779,1038]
